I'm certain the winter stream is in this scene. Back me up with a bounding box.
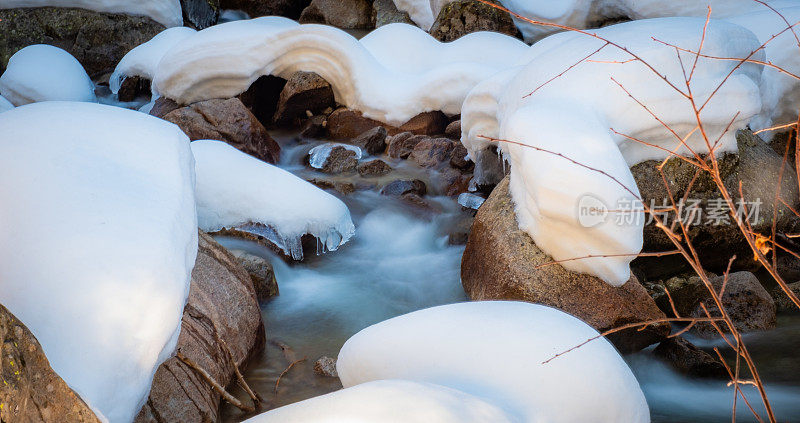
[212,133,800,423]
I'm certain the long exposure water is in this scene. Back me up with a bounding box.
[214,134,799,423]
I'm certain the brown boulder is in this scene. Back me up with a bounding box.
[387,133,427,159]
[273,71,335,125]
[450,143,473,171]
[326,108,450,139]
[358,159,392,177]
[690,271,776,338]
[117,75,150,102]
[136,232,265,423]
[351,126,388,155]
[299,0,374,29]
[430,0,520,42]
[309,145,359,174]
[462,177,669,353]
[445,120,461,140]
[162,98,281,164]
[410,137,456,168]
[232,251,279,302]
[0,304,100,423]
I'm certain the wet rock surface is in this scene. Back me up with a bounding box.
[653,337,728,379]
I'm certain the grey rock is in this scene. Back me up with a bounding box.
[381,179,427,197]
[299,0,374,29]
[430,0,520,42]
[0,7,165,77]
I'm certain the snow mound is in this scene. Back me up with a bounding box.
[110,26,197,95]
[192,140,355,260]
[0,102,197,422]
[338,301,649,423]
[0,95,13,113]
[0,0,183,27]
[152,17,527,125]
[461,17,763,285]
[0,45,96,106]
[243,380,515,423]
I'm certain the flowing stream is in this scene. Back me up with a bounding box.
[213,134,800,423]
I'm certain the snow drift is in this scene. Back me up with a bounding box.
[0,45,96,106]
[0,95,13,113]
[151,18,527,125]
[338,301,649,423]
[110,26,197,95]
[461,17,764,285]
[0,102,197,422]
[191,140,355,260]
[243,380,515,422]
[0,0,183,27]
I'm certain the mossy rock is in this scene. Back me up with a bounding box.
[0,7,165,77]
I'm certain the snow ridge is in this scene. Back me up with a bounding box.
[152,18,527,125]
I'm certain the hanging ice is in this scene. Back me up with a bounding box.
[192,140,356,260]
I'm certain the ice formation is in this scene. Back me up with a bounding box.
[0,0,183,27]
[192,140,355,259]
[243,380,515,422]
[460,18,764,285]
[338,301,649,423]
[0,102,197,422]
[152,18,527,125]
[0,45,96,106]
[0,95,13,113]
[308,143,363,169]
[110,26,197,95]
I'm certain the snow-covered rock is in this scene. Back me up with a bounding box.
[110,26,197,95]
[0,95,13,113]
[0,45,96,106]
[338,301,649,423]
[461,17,764,285]
[308,143,363,170]
[0,102,197,422]
[243,380,515,422]
[192,140,355,260]
[0,0,183,27]
[152,18,527,125]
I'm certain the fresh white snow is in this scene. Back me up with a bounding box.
[338,301,650,423]
[0,102,197,422]
[0,95,13,113]
[0,0,183,27]
[243,380,515,423]
[152,18,528,125]
[110,26,197,95]
[0,45,96,106]
[192,140,355,260]
[461,17,764,285]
